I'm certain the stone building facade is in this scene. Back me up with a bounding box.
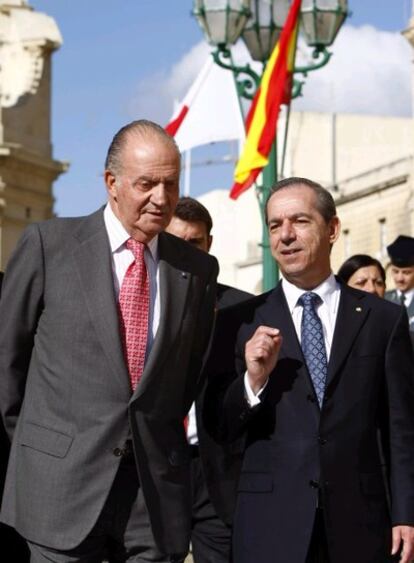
[0,1,67,269]
[200,111,414,294]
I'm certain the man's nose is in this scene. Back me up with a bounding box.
[151,184,168,205]
[280,221,295,242]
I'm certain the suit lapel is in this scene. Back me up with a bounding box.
[257,284,318,406]
[72,210,131,396]
[407,298,414,320]
[326,284,369,389]
[259,283,371,413]
[132,232,191,400]
[392,291,399,305]
[257,285,302,363]
[386,290,399,305]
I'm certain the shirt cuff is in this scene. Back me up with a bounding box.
[244,372,268,407]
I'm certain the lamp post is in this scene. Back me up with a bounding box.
[193,0,348,291]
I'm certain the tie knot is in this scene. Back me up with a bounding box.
[298,291,321,309]
[126,238,146,261]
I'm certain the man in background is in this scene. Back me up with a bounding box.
[166,196,251,563]
[0,121,218,563]
[167,197,252,308]
[386,234,414,347]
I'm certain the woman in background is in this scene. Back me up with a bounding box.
[337,254,386,297]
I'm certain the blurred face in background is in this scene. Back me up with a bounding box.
[347,265,386,298]
[166,217,212,252]
[390,265,414,293]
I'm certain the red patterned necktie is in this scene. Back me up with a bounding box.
[118,238,150,391]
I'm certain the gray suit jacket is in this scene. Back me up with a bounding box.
[385,289,414,350]
[0,209,218,554]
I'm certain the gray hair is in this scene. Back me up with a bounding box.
[265,176,337,224]
[105,119,180,176]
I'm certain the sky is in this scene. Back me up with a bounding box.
[29,0,414,217]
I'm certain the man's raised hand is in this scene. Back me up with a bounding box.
[245,326,282,394]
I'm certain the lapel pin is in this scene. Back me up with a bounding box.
[181,272,188,279]
[355,306,362,312]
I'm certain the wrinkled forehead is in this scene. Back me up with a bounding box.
[266,185,319,220]
[119,134,181,178]
[125,129,180,158]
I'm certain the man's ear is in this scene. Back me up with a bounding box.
[207,235,213,252]
[105,170,117,200]
[329,216,341,245]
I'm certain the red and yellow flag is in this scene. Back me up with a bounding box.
[230,0,301,199]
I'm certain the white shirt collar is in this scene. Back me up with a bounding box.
[103,203,158,260]
[398,287,414,299]
[282,273,339,313]
[396,287,414,308]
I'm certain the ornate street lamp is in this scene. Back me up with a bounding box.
[241,0,290,62]
[192,0,348,290]
[301,0,348,47]
[193,0,251,47]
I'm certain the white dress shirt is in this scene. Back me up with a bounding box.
[103,203,161,355]
[245,273,341,406]
[397,288,414,308]
[186,403,198,445]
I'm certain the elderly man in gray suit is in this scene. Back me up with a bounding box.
[0,120,218,563]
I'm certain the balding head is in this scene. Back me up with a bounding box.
[105,119,181,177]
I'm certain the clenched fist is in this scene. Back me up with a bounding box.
[245,326,283,394]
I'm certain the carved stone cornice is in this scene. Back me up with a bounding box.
[0,3,62,107]
[0,142,69,180]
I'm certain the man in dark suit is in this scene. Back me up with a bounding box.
[166,196,251,563]
[0,120,218,562]
[205,177,414,563]
[385,235,414,349]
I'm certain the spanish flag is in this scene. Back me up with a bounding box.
[230,0,301,199]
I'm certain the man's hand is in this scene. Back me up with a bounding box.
[245,326,282,394]
[392,525,414,562]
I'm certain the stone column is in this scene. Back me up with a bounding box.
[0,0,68,268]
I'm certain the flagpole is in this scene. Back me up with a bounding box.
[228,50,278,291]
[192,0,348,292]
[184,150,191,196]
[259,141,279,290]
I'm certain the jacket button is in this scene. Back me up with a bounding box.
[169,451,180,466]
[318,436,327,445]
[309,480,319,489]
[113,447,123,457]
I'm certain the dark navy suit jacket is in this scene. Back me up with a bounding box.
[205,281,414,563]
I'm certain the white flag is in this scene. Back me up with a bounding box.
[165,56,245,152]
